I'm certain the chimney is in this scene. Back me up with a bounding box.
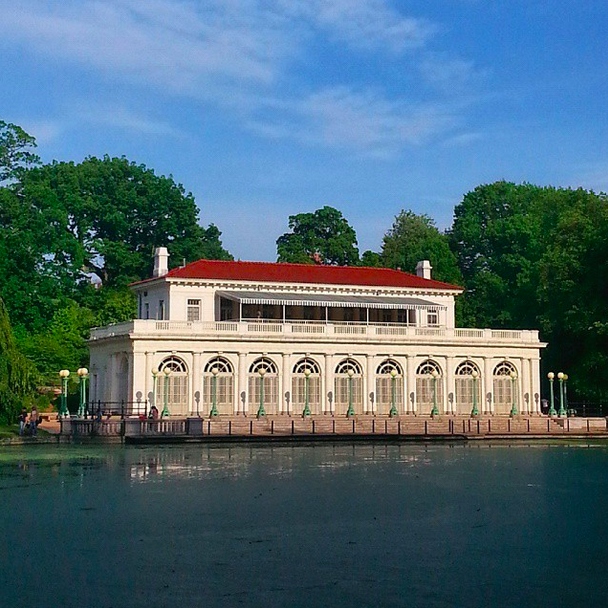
[416,260,432,280]
[153,247,169,277]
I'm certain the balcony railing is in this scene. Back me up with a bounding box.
[90,319,541,344]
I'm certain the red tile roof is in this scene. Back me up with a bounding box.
[139,259,461,290]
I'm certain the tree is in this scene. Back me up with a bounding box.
[18,156,232,287]
[450,181,608,401]
[0,121,40,184]
[0,298,36,423]
[276,206,359,266]
[0,155,232,331]
[381,210,462,284]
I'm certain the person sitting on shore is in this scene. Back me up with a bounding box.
[18,407,28,436]
[29,406,39,437]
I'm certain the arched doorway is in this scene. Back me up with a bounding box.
[416,359,444,415]
[376,359,403,416]
[292,358,322,415]
[334,359,363,416]
[203,357,234,416]
[493,361,518,415]
[158,356,189,416]
[248,357,279,415]
[455,360,482,415]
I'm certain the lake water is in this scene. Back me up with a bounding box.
[1,441,607,608]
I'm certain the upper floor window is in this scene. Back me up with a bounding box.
[427,310,439,327]
[159,300,165,320]
[144,303,150,320]
[398,309,416,325]
[187,299,201,322]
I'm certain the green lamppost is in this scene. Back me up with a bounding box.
[257,368,267,418]
[430,370,439,417]
[77,367,89,417]
[151,368,159,414]
[161,367,171,418]
[471,370,479,417]
[389,369,398,417]
[563,373,569,414]
[346,368,355,417]
[557,371,566,417]
[509,370,518,417]
[210,367,219,417]
[302,368,311,417]
[59,369,70,418]
[547,372,557,416]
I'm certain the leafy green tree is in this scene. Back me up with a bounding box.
[381,210,462,284]
[450,181,608,401]
[0,298,36,422]
[17,156,232,288]
[360,250,382,267]
[0,121,40,183]
[0,155,232,333]
[277,206,360,266]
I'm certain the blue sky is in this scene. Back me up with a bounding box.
[1,1,607,262]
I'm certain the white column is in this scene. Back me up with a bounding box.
[131,351,146,403]
[366,354,375,414]
[446,356,456,414]
[521,357,530,414]
[325,354,334,414]
[282,353,290,414]
[531,357,541,414]
[192,352,202,416]
[107,353,116,403]
[483,357,494,414]
[238,353,247,415]
[144,351,152,404]
[408,355,417,414]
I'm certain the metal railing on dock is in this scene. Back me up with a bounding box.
[61,414,608,440]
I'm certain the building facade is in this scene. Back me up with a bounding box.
[88,248,546,417]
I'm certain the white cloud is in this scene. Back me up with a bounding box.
[277,0,436,52]
[15,119,63,145]
[249,87,459,157]
[0,0,479,156]
[80,106,183,137]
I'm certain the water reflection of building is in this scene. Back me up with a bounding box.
[90,249,545,416]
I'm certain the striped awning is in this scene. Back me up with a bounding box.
[217,290,445,310]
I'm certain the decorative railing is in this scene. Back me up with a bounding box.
[90,320,541,344]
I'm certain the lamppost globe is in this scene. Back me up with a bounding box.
[431,370,439,379]
[347,369,354,378]
[390,369,397,378]
[547,372,555,380]
[509,371,517,380]
[563,373,568,381]
[211,367,219,377]
[472,370,479,379]
[304,368,311,378]
[557,372,564,380]
[151,368,159,377]
[259,368,266,378]
[77,367,88,377]
[164,368,172,377]
[59,369,70,378]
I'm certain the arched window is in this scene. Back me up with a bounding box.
[334,359,363,415]
[203,357,234,415]
[292,358,322,415]
[455,360,482,414]
[416,359,444,415]
[248,357,279,414]
[493,361,518,415]
[376,359,403,415]
[158,356,189,415]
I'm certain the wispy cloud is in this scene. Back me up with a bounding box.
[0,0,481,156]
